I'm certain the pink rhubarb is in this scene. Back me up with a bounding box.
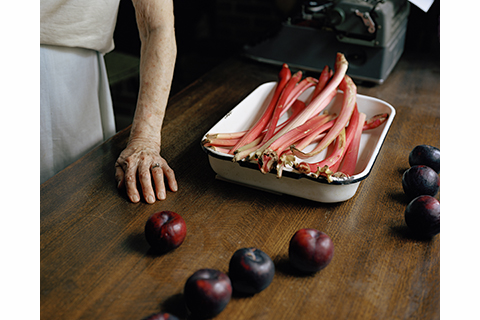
[291,74,356,159]
[242,53,348,162]
[294,102,364,182]
[229,63,292,154]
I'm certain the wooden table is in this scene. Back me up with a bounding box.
[41,51,440,320]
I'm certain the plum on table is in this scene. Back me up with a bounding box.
[184,268,232,319]
[402,165,439,199]
[409,145,440,173]
[144,211,187,253]
[405,195,440,238]
[288,228,334,273]
[228,247,275,295]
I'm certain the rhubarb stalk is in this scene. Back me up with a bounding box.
[339,106,366,176]
[204,110,387,151]
[257,113,336,174]
[201,54,387,182]
[305,65,332,105]
[229,63,291,154]
[363,113,389,130]
[295,102,362,181]
[291,74,356,159]
[260,71,303,144]
[249,53,349,161]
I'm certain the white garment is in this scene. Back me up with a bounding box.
[41,0,120,54]
[40,0,121,183]
[40,45,116,184]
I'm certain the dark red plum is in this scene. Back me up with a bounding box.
[143,313,179,320]
[184,268,232,319]
[402,165,439,199]
[405,195,440,238]
[409,145,440,173]
[228,247,275,295]
[145,211,187,253]
[288,229,334,273]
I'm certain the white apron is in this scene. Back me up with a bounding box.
[40,45,116,183]
[40,0,120,183]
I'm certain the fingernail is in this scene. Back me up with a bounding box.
[132,195,140,203]
[147,195,155,203]
[159,191,166,200]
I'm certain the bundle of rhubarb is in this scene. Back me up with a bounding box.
[202,53,388,182]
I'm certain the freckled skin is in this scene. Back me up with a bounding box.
[114,0,178,204]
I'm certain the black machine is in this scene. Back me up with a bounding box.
[244,0,411,84]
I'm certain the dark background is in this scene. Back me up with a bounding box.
[106,0,440,131]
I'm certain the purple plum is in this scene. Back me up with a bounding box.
[228,247,275,295]
[145,211,187,253]
[402,165,439,199]
[184,268,232,319]
[409,145,440,173]
[405,195,440,238]
[289,228,334,273]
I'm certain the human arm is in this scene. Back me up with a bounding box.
[115,0,177,203]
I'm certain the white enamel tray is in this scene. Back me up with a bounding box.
[201,82,395,203]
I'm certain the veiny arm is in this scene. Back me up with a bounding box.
[115,0,178,204]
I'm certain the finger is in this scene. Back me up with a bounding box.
[114,162,125,189]
[138,161,156,204]
[152,165,167,200]
[124,160,141,203]
[162,161,178,192]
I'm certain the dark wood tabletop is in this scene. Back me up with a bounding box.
[41,51,440,320]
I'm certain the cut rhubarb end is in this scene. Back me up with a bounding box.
[233,144,259,162]
[276,153,296,178]
[313,165,335,183]
[202,137,239,147]
[258,150,278,174]
[206,131,246,140]
[234,135,264,154]
[206,146,232,154]
[296,162,312,175]
[363,113,389,130]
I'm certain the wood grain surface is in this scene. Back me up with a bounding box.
[41,51,440,320]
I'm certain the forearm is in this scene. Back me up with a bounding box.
[129,0,177,147]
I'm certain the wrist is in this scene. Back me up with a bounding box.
[128,122,161,148]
